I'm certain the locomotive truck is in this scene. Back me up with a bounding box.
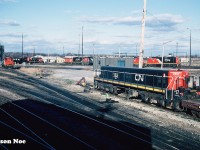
[94,66,200,118]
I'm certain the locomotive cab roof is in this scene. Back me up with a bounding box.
[100,66,184,76]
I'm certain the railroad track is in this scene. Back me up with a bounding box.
[0,69,151,149]
[0,98,151,149]
[0,68,200,149]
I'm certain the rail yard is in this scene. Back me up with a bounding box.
[0,64,200,149]
[1,0,200,149]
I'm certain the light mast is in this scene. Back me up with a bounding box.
[139,0,146,68]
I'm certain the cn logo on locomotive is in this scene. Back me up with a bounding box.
[113,73,119,79]
[135,74,144,82]
[164,58,171,62]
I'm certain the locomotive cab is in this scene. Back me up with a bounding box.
[2,57,15,68]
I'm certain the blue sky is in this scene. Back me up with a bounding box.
[0,0,200,57]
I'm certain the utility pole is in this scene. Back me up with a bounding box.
[63,46,64,56]
[33,47,35,57]
[136,43,138,56]
[93,43,95,57]
[139,0,146,68]
[189,30,192,66]
[22,32,23,58]
[119,46,121,57]
[187,28,192,66]
[82,26,84,59]
[176,42,178,56]
[78,34,80,57]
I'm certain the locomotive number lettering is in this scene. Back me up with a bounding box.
[113,73,118,79]
[135,74,144,82]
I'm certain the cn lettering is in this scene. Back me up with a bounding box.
[135,74,144,82]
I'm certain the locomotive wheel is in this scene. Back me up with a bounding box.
[173,98,183,112]
[161,100,166,108]
[98,83,103,90]
[158,99,166,108]
[113,86,118,95]
[94,81,98,89]
[125,89,131,100]
[191,110,197,117]
[196,112,200,118]
[109,86,114,94]
[141,94,149,103]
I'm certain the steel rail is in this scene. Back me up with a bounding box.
[0,107,55,150]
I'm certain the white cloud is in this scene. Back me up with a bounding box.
[0,0,17,3]
[0,19,20,26]
[80,13,185,32]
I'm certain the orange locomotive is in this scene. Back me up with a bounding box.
[133,56,180,68]
[133,57,147,67]
[146,56,180,67]
[2,57,15,68]
[64,57,74,64]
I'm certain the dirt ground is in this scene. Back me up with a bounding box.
[18,65,200,138]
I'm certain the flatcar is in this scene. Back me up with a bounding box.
[94,66,200,117]
[2,57,15,68]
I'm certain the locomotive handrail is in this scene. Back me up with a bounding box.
[171,77,178,100]
[166,76,174,100]
[169,76,185,100]
[94,69,101,77]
